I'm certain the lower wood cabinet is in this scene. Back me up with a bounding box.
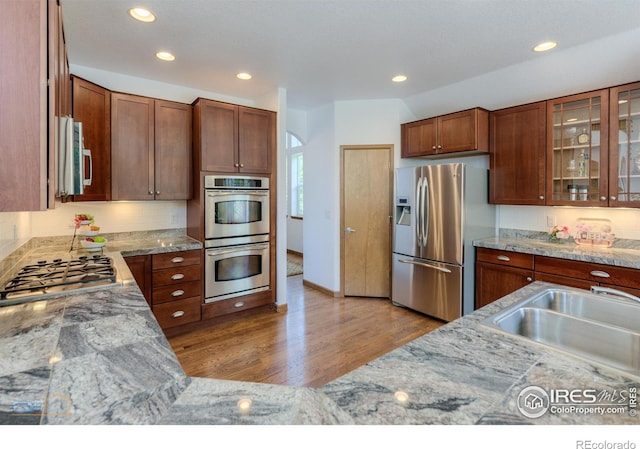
[475,248,534,308]
[124,249,202,329]
[475,247,640,308]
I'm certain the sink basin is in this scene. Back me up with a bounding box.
[481,287,640,378]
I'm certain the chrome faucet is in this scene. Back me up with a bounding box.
[590,286,640,304]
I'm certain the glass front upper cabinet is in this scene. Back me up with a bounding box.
[609,82,640,208]
[547,89,609,206]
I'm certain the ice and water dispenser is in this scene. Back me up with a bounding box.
[396,197,411,226]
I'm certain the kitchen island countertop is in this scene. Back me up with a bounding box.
[1,237,638,424]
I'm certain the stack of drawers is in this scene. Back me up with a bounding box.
[151,250,202,329]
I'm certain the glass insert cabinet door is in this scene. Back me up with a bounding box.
[547,90,609,206]
[609,82,640,207]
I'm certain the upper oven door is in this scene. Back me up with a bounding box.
[205,190,270,239]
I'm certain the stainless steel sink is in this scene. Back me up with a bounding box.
[481,287,640,378]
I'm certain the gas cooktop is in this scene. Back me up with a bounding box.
[0,254,117,304]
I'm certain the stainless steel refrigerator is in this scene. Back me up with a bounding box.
[392,163,495,321]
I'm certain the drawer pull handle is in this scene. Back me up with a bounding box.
[590,270,610,279]
[234,301,245,308]
[171,289,185,297]
[171,257,185,264]
[497,255,511,262]
[171,311,185,318]
[171,273,185,280]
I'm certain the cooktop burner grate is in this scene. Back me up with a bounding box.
[1,255,116,300]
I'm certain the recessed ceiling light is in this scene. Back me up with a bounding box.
[392,75,408,83]
[237,72,252,80]
[533,41,558,52]
[129,7,156,22]
[156,51,175,61]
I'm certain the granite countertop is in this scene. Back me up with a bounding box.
[473,230,640,270]
[1,233,638,425]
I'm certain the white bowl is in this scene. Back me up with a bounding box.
[80,239,106,251]
[80,230,100,237]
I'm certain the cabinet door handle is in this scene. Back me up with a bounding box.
[171,311,185,318]
[600,196,607,201]
[590,270,610,279]
[171,257,185,264]
[234,301,245,308]
[148,190,153,195]
[437,145,442,150]
[171,273,185,281]
[526,277,532,282]
[156,190,160,195]
[239,163,244,168]
[610,196,617,201]
[234,163,239,167]
[171,289,185,297]
[538,195,544,200]
[432,145,437,150]
[497,255,511,262]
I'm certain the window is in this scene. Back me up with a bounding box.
[286,131,304,218]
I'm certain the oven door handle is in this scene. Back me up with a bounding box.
[206,191,268,197]
[207,243,269,256]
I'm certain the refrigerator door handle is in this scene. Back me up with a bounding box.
[398,258,452,274]
[415,176,422,243]
[421,175,429,248]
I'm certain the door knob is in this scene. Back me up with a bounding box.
[344,227,356,233]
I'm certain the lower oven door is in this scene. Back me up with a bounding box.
[205,242,270,303]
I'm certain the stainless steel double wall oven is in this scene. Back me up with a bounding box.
[204,175,270,303]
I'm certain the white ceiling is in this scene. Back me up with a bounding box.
[59,0,640,111]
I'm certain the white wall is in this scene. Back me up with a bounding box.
[0,212,31,259]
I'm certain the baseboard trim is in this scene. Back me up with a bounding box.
[274,303,288,313]
[287,249,303,257]
[302,279,341,297]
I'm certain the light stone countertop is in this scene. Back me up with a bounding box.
[0,231,638,425]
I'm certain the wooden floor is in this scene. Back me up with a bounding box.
[168,276,443,387]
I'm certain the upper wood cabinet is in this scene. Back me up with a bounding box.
[609,81,640,208]
[111,92,192,201]
[546,89,609,206]
[401,108,489,158]
[0,0,68,212]
[193,98,275,174]
[489,102,546,205]
[71,76,111,202]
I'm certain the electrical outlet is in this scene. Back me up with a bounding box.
[170,214,178,225]
[546,215,557,227]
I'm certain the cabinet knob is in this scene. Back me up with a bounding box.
[234,301,245,308]
[171,257,185,263]
[610,196,617,201]
[156,190,160,195]
[239,163,244,168]
[538,195,544,200]
[600,196,607,201]
[171,273,185,281]
[148,190,153,195]
[171,289,185,297]
[171,311,185,318]
[526,277,532,282]
[437,145,442,150]
[497,255,511,262]
[432,146,437,150]
[590,270,610,279]
[234,163,239,167]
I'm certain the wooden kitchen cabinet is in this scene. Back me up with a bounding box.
[475,248,534,308]
[475,248,640,308]
[124,255,152,305]
[71,76,111,201]
[0,0,68,211]
[489,102,546,205]
[193,98,276,174]
[608,81,640,208]
[111,93,192,200]
[125,250,203,330]
[401,108,489,158]
[546,89,609,206]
